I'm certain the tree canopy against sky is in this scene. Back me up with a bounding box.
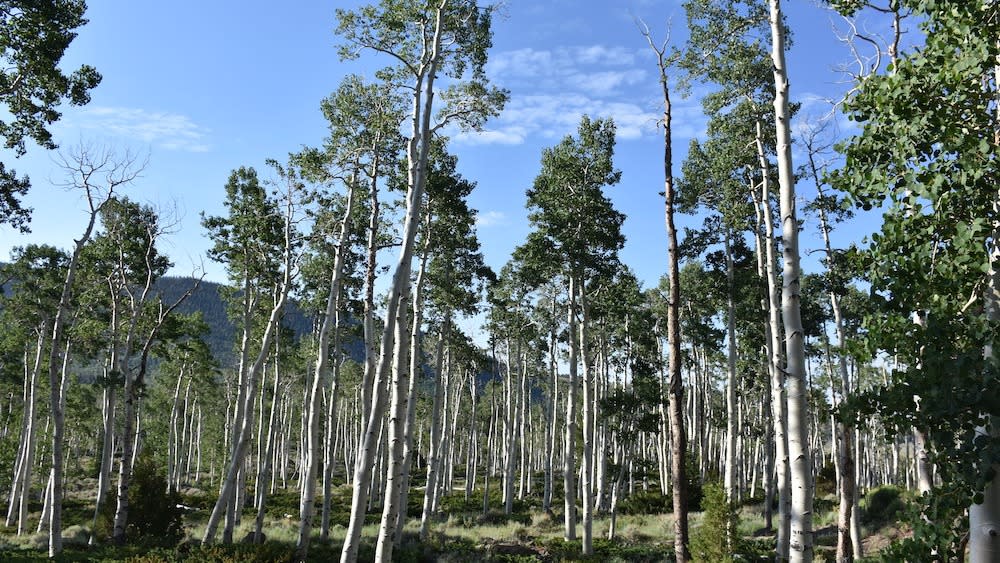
[0,0,885,295]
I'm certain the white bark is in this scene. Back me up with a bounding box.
[579,285,594,556]
[375,295,411,562]
[564,275,579,542]
[770,2,813,560]
[297,181,356,558]
[202,198,297,545]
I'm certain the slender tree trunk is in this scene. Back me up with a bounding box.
[375,294,411,562]
[47,189,109,556]
[968,137,999,560]
[770,2,812,559]
[394,237,431,544]
[11,328,43,535]
[644,24,690,561]
[564,274,579,542]
[297,181,355,558]
[203,259,294,543]
[420,321,450,538]
[724,231,738,552]
[339,10,444,560]
[579,285,595,556]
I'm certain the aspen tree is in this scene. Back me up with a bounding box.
[768,1,813,560]
[45,145,143,556]
[515,116,623,555]
[333,3,505,558]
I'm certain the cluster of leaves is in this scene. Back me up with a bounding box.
[830,0,1000,557]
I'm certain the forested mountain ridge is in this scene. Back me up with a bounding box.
[153,276,313,365]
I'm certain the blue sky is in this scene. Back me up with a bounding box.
[1,0,888,294]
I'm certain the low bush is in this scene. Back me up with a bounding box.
[860,485,907,529]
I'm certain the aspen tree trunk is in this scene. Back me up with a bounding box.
[358,161,381,461]
[393,246,430,544]
[320,359,342,540]
[37,468,53,533]
[757,118,791,553]
[503,339,517,514]
[339,10,445,561]
[202,245,294,544]
[645,24,690,560]
[968,93,999,558]
[770,1,812,559]
[113,282,199,546]
[253,357,281,543]
[419,321,449,539]
[47,182,111,556]
[9,328,43,535]
[579,285,595,556]
[564,274,579,542]
[725,232,738,521]
[465,374,478,502]
[518,347,529,500]
[167,363,186,491]
[810,169,861,561]
[375,294,411,562]
[483,382,496,514]
[544,308,558,512]
[297,182,355,559]
[4,339,35,529]
[751,197,777,531]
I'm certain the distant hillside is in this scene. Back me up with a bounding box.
[154,276,313,365]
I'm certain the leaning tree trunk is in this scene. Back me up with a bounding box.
[296,180,355,560]
[47,189,109,556]
[202,264,293,544]
[770,1,813,560]
[339,10,444,561]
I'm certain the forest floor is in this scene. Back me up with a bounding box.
[0,480,905,562]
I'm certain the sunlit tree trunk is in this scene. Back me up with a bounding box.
[770,1,812,559]
[564,274,579,542]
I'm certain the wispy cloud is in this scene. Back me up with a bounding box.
[72,107,212,152]
[457,45,705,146]
[475,210,507,227]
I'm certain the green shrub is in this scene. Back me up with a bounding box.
[690,482,739,563]
[860,485,907,529]
[95,448,184,546]
[617,491,671,515]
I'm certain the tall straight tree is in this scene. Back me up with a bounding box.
[639,21,689,562]
[334,2,506,561]
[516,116,624,556]
[768,1,813,560]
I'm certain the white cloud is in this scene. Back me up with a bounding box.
[575,45,638,66]
[73,107,211,152]
[457,44,703,146]
[455,126,528,146]
[475,210,506,227]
